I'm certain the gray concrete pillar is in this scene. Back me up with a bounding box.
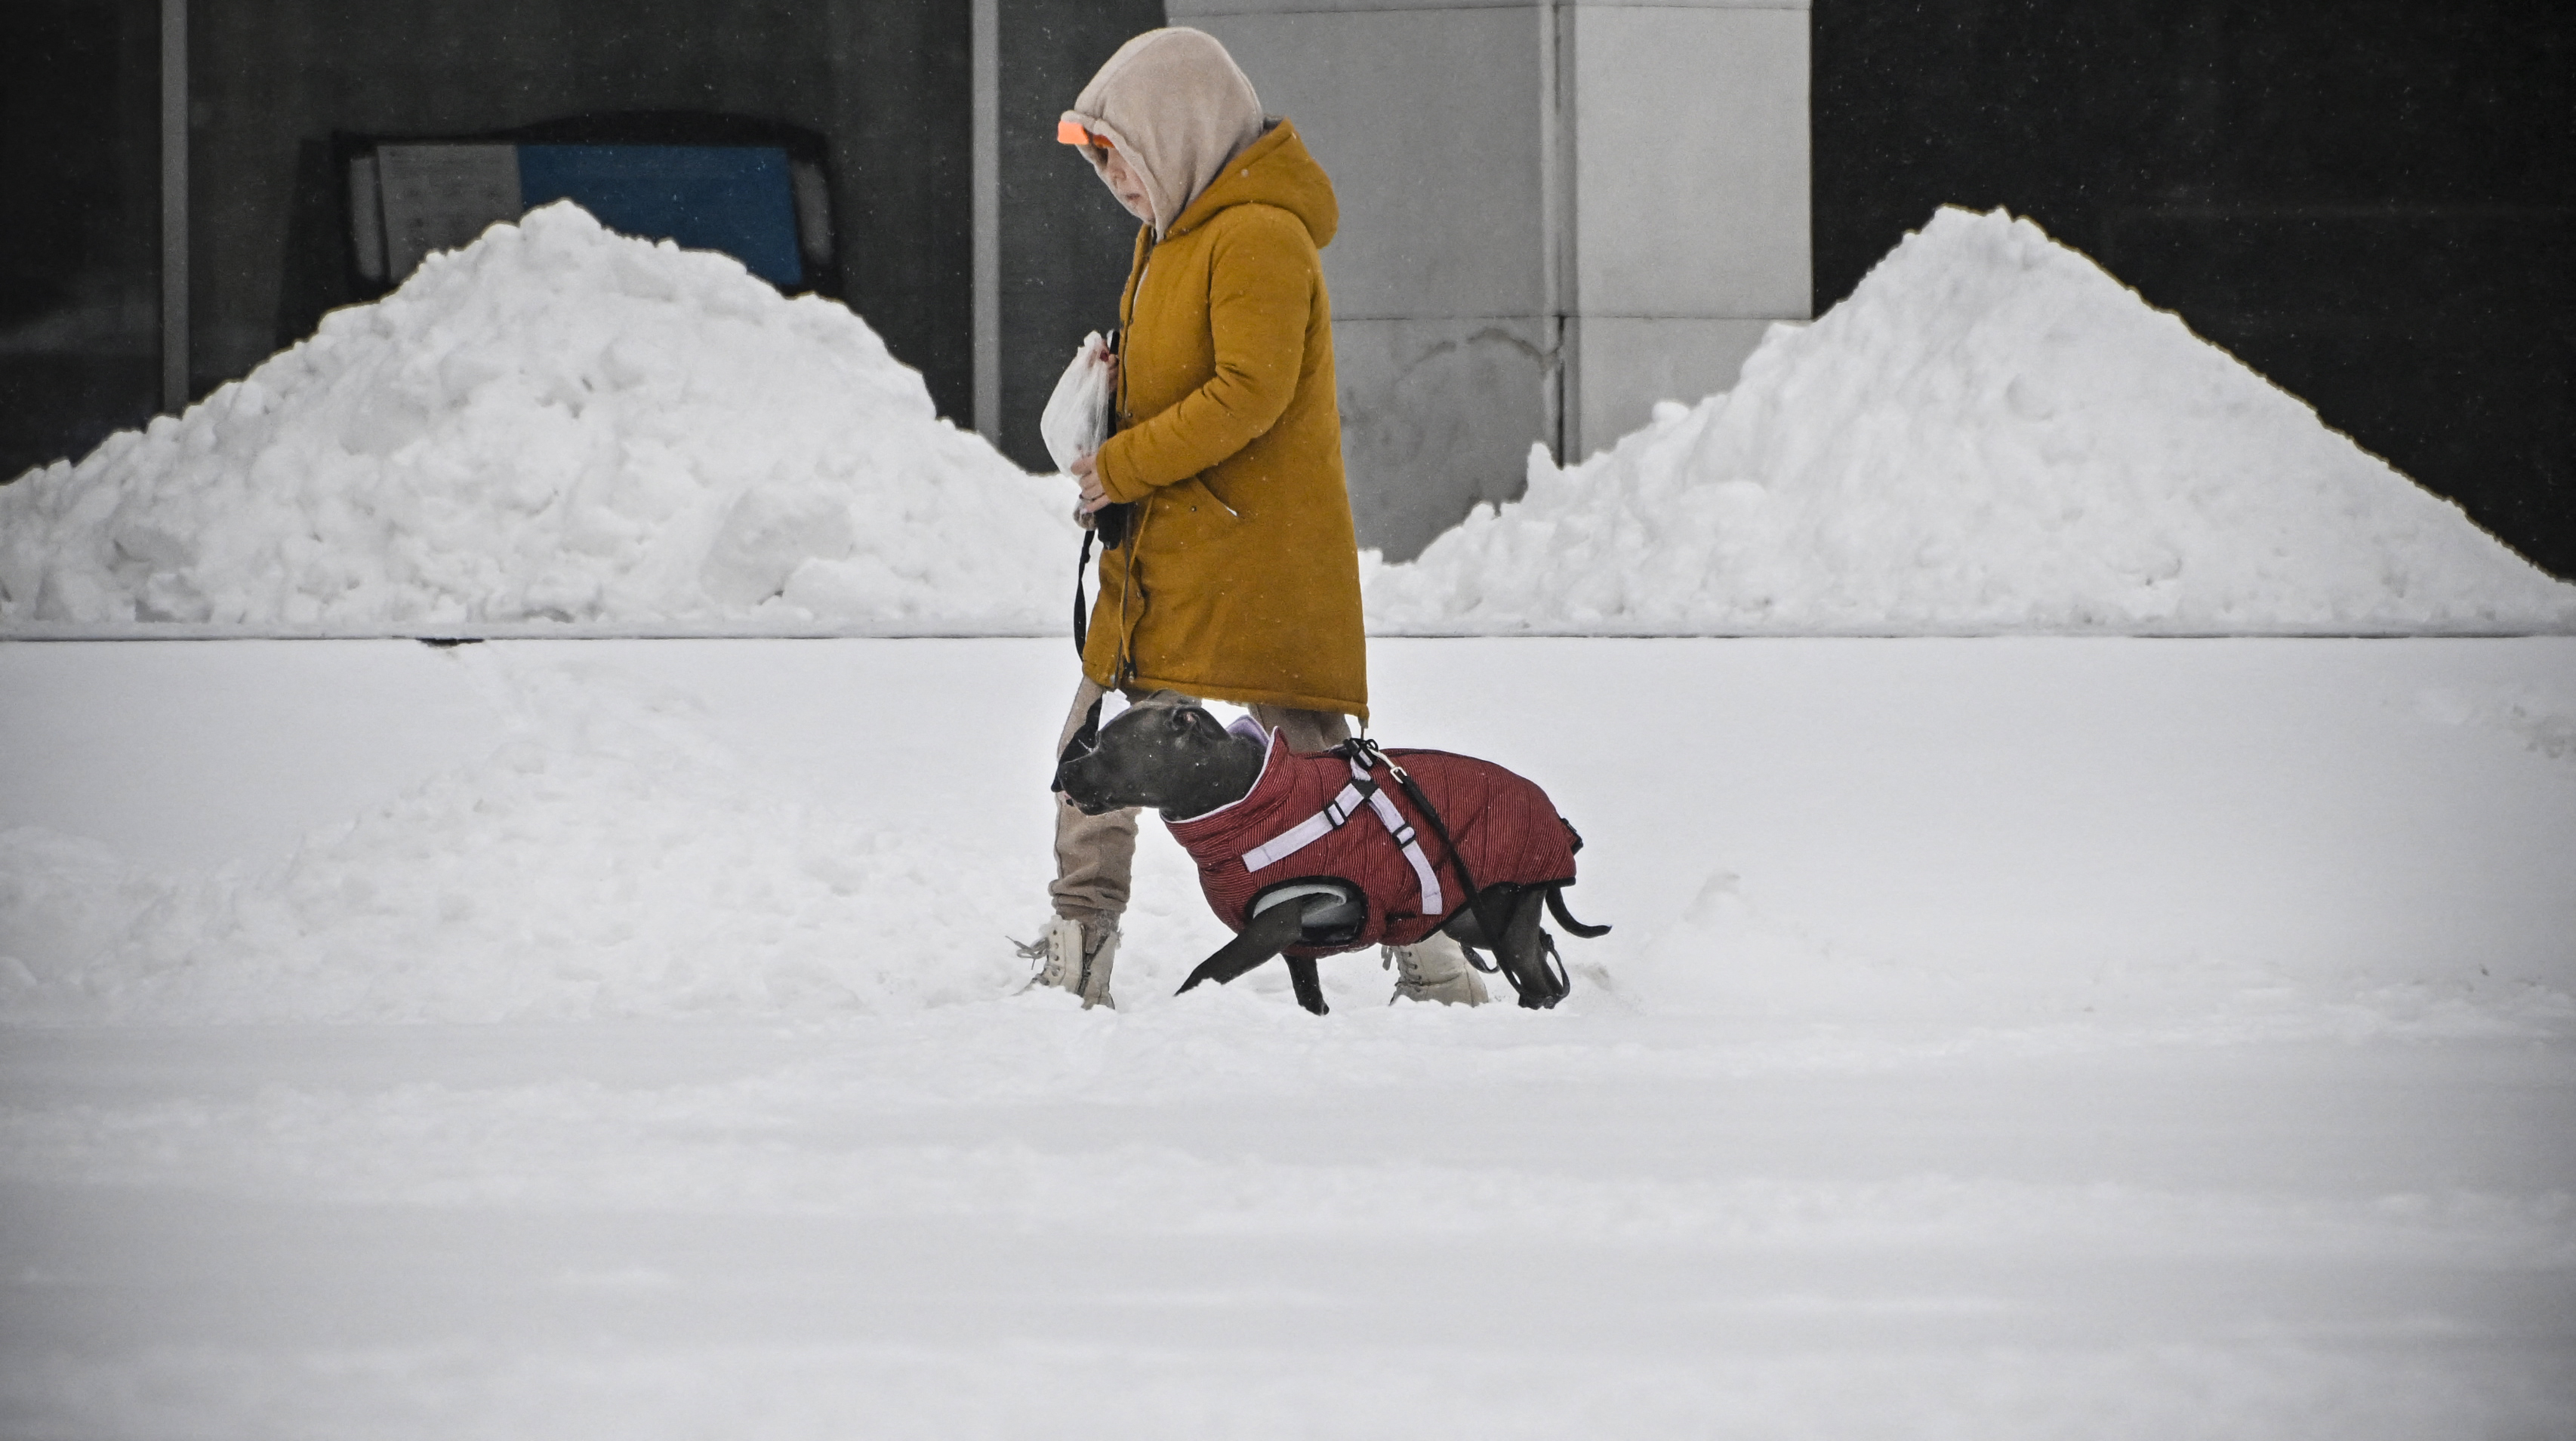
[1170,0,1809,559]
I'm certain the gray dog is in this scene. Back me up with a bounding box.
[1053,694,1606,1014]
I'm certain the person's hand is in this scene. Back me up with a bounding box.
[1070,451,1109,513]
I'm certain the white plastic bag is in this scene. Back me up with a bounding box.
[1040,331,1114,473]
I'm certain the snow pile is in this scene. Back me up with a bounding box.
[0,202,1073,630]
[6,202,2565,636]
[1363,207,2576,634]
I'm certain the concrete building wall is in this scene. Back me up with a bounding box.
[1179,3,1552,556]
[1564,2,1808,454]
[0,0,164,481]
[1172,0,1810,559]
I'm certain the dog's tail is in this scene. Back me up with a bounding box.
[1545,883,1611,939]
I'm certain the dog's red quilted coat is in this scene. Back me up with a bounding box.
[1165,730,1579,957]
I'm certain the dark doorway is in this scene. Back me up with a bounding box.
[1,0,164,483]
[1815,0,2575,579]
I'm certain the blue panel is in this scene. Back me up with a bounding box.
[516,144,803,288]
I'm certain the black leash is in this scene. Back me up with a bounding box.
[1072,528,1095,655]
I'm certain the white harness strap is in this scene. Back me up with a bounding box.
[1240,756,1447,916]
[1363,784,1447,918]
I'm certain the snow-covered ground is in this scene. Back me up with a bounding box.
[5,636,2571,1437]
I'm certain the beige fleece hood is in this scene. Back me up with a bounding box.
[1062,28,1268,237]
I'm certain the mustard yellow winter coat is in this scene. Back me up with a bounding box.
[1085,119,1367,721]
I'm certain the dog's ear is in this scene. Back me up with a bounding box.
[1172,705,1228,741]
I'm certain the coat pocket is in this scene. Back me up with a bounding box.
[1157,477,1241,539]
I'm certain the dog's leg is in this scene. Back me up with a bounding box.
[1176,903,1307,996]
[1440,883,1524,975]
[1441,903,1491,951]
[1496,888,1570,1010]
[1285,956,1327,1015]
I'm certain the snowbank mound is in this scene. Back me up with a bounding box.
[0,657,1032,1024]
[8,202,2565,636]
[1363,208,2576,634]
[0,202,1072,630]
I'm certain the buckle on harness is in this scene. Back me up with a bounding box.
[1339,737,1410,784]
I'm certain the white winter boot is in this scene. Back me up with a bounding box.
[1018,915,1119,1009]
[1385,931,1488,1006]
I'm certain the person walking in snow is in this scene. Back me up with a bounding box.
[1022,26,1484,1011]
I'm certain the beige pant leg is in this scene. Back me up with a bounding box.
[1049,676,1135,928]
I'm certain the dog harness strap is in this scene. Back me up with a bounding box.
[1242,799,1342,871]
[1239,754,1445,916]
[1363,784,1446,917]
[1243,768,1370,871]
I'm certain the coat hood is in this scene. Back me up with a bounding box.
[1064,27,1273,238]
[1165,119,1338,248]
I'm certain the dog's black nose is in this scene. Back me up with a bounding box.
[1052,756,1114,814]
